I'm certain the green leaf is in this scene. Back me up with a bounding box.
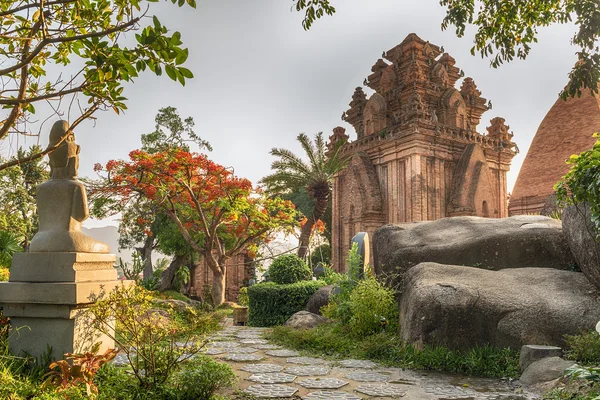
[178,67,193,78]
[165,64,177,81]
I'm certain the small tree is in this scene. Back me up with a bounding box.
[93,148,298,305]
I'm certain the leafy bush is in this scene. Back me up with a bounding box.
[248,280,325,326]
[89,284,206,388]
[268,254,311,284]
[267,325,520,378]
[347,277,398,337]
[237,287,249,306]
[170,356,236,400]
[556,134,600,235]
[565,330,600,365]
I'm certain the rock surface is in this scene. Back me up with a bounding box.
[520,345,563,371]
[563,203,600,290]
[399,263,600,349]
[305,285,335,315]
[520,357,575,385]
[373,216,575,289]
[284,311,330,329]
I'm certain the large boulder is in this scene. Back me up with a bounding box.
[284,311,330,329]
[305,285,335,315]
[373,215,575,289]
[399,263,600,350]
[563,203,600,290]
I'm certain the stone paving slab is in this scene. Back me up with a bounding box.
[266,349,300,357]
[241,364,285,373]
[286,365,331,376]
[339,360,379,369]
[208,341,240,348]
[228,347,259,354]
[345,371,389,382]
[303,391,363,400]
[244,384,298,398]
[248,372,297,384]
[240,338,269,344]
[298,378,349,389]
[354,383,408,397]
[204,348,227,355]
[287,356,329,365]
[222,353,264,362]
[254,344,283,350]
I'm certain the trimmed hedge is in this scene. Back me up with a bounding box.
[248,280,326,327]
[269,254,311,284]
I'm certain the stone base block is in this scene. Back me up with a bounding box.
[9,252,117,283]
[8,307,115,360]
[0,280,123,305]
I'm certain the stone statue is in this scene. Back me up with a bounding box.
[29,120,109,253]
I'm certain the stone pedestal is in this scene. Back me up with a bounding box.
[0,252,121,360]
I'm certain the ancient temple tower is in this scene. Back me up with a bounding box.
[330,33,518,271]
[509,84,600,215]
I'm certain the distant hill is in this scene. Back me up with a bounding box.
[82,226,134,264]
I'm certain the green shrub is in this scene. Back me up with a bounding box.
[556,134,600,235]
[170,356,235,400]
[268,254,311,284]
[347,276,398,337]
[237,287,249,306]
[248,280,325,327]
[565,330,600,365]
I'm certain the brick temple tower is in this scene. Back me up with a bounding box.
[509,84,600,215]
[330,33,518,271]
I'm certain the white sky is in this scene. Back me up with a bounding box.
[3,0,580,228]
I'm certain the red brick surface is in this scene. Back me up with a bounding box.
[510,86,600,215]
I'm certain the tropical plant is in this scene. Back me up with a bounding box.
[261,132,350,259]
[0,0,197,171]
[0,231,22,268]
[42,343,119,398]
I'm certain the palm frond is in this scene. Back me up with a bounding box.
[297,133,320,172]
[269,148,311,176]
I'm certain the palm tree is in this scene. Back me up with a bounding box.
[0,230,22,268]
[261,133,350,260]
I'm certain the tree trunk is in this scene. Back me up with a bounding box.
[157,254,187,292]
[211,264,226,306]
[138,235,155,281]
[297,193,329,260]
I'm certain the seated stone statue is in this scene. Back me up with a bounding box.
[29,120,110,253]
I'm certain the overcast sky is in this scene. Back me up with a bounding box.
[4,0,580,228]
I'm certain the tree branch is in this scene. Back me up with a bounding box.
[0,0,77,18]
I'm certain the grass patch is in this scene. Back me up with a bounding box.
[267,324,520,378]
[159,290,192,302]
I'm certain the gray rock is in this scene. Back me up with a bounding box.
[373,216,576,290]
[520,345,563,371]
[399,263,600,349]
[520,357,575,385]
[305,285,336,315]
[563,203,600,289]
[284,311,330,329]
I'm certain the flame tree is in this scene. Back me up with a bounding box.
[93,148,297,305]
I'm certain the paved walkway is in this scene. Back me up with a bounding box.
[206,321,541,400]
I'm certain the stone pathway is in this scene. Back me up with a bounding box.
[204,321,541,400]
